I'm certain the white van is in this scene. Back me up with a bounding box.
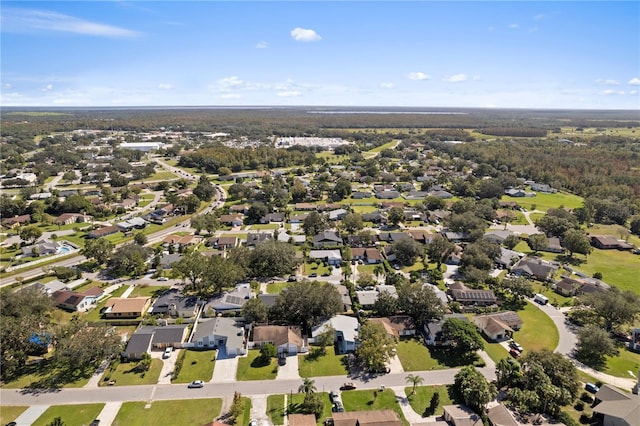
[534,293,549,305]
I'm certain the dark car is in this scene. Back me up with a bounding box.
[509,348,521,358]
[288,275,297,282]
[309,273,317,278]
[332,401,345,413]
[340,382,356,391]
[585,383,599,394]
[278,353,287,366]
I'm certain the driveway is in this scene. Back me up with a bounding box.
[276,353,300,380]
[154,348,179,384]
[211,351,239,382]
[387,354,404,374]
[250,394,274,426]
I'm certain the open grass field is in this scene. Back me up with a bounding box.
[404,385,456,417]
[112,399,222,426]
[604,347,640,379]
[0,406,28,424]
[531,283,574,307]
[173,349,216,383]
[236,350,278,381]
[349,204,380,213]
[505,190,584,212]
[341,388,409,426]
[101,358,163,386]
[511,302,559,352]
[128,284,170,298]
[298,347,349,377]
[248,223,280,230]
[571,249,639,295]
[396,338,480,371]
[32,403,104,426]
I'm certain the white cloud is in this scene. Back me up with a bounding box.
[256,41,268,49]
[380,82,395,89]
[445,74,468,83]
[408,72,431,81]
[629,90,638,95]
[508,23,519,29]
[2,83,12,89]
[277,91,301,97]
[533,13,545,20]
[41,84,53,92]
[220,93,242,99]
[290,27,321,42]
[600,90,625,96]
[2,8,141,38]
[628,77,640,85]
[158,84,173,90]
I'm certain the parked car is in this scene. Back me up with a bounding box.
[163,347,173,358]
[188,380,204,388]
[509,341,523,352]
[509,348,521,358]
[332,401,345,413]
[288,275,297,282]
[340,382,356,391]
[249,419,257,426]
[585,383,599,394]
[158,277,169,282]
[278,353,287,366]
[329,390,340,403]
[309,273,317,278]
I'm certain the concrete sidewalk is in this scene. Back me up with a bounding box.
[84,359,110,388]
[14,405,49,426]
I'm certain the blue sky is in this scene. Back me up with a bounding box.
[1,1,639,109]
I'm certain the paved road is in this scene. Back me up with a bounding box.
[0,367,495,407]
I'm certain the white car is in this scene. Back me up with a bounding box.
[163,347,173,358]
[157,277,169,282]
[249,420,258,426]
[188,380,204,388]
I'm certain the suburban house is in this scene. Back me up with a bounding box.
[251,325,305,354]
[351,247,383,264]
[31,279,68,295]
[423,283,448,305]
[473,311,523,341]
[356,285,397,310]
[103,297,151,319]
[55,213,93,226]
[191,317,246,356]
[122,325,189,360]
[531,183,557,193]
[219,214,244,226]
[288,414,317,426]
[88,225,120,239]
[21,240,61,257]
[375,190,401,199]
[407,230,436,245]
[148,289,199,318]
[553,276,583,296]
[205,283,253,313]
[592,384,640,426]
[443,405,483,426]
[208,236,239,250]
[312,231,343,248]
[1,214,31,229]
[590,235,634,251]
[328,209,348,221]
[276,231,306,245]
[495,248,525,269]
[424,314,469,346]
[484,230,516,245]
[377,232,410,244]
[159,253,182,268]
[334,284,353,312]
[543,236,565,253]
[448,282,497,308]
[52,290,92,312]
[82,286,105,305]
[369,316,416,340]
[487,404,519,426]
[246,233,273,247]
[332,410,401,426]
[311,315,359,354]
[260,212,285,224]
[511,257,559,281]
[309,249,342,266]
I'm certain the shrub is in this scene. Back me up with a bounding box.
[172,349,187,380]
[574,401,584,411]
[580,392,594,404]
[579,413,592,424]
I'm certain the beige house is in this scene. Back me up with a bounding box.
[103,297,151,319]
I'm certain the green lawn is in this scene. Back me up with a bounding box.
[236,350,278,381]
[404,385,456,417]
[32,403,104,426]
[604,347,640,379]
[357,264,380,276]
[302,261,333,276]
[396,338,480,371]
[503,190,584,212]
[341,389,409,426]
[511,302,559,352]
[531,283,574,307]
[235,397,252,426]
[298,347,350,377]
[128,284,170,298]
[112,399,222,426]
[173,349,216,383]
[249,223,280,230]
[266,281,289,294]
[101,358,163,386]
[82,285,130,322]
[1,361,92,389]
[131,170,178,182]
[0,406,28,424]
[349,205,379,213]
[574,248,640,295]
[289,392,333,424]
[482,341,511,364]
[267,394,286,425]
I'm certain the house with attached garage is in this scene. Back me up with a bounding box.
[351,247,383,264]
[190,317,246,356]
[473,311,523,341]
[121,325,189,360]
[251,325,305,354]
[369,315,416,340]
[448,282,497,308]
[312,231,343,248]
[511,257,559,281]
[203,283,253,314]
[103,297,151,319]
[309,249,342,266]
[311,315,359,354]
[592,384,640,426]
[148,289,199,318]
[424,314,469,346]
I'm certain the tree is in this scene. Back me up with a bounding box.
[426,235,455,268]
[82,238,114,265]
[562,229,591,258]
[174,251,245,297]
[133,231,148,245]
[372,290,399,317]
[496,357,523,389]
[316,325,335,353]
[356,321,396,373]
[241,297,268,324]
[270,280,342,331]
[332,178,352,201]
[291,178,307,203]
[536,208,578,237]
[574,326,617,370]
[302,211,329,236]
[527,234,549,253]
[301,392,324,419]
[48,417,65,426]
[19,225,42,244]
[406,373,424,395]
[298,377,317,396]
[503,234,520,250]
[341,212,364,233]
[373,264,386,281]
[396,281,444,327]
[178,193,201,214]
[53,322,122,374]
[357,229,376,246]
[579,288,640,332]
[500,276,534,298]
[193,175,215,202]
[630,215,640,236]
[247,202,269,223]
[259,343,277,361]
[387,207,405,226]
[392,238,423,266]
[108,244,153,277]
[441,318,484,353]
[454,366,497,414]
[249,240,300,278]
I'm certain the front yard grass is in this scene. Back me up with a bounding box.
[128,284,170,298]
[267,394,286,425]
[341,388,409,426]
[289,392,333,424]
[1,361,92,389]
[234,397,252,426]
[249,223,280,230]
[173,349,216,383]
[512,302,559,352]
[266,281,289,294]
[506,190,584,212]
[482,341,511,364]
[236,350,278,381]
[112,399,222,426]
[32,403,104,426]
[604,347,640,379]
[396,338,481,371]
[404,385,456,417]
[101,358,163,386]
[0,406,28,424]
[302,261,333,276]
[298,347,349,377]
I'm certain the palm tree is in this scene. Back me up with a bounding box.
[298,378,316,396]
[373,264,386,281]
[406,374,424,395]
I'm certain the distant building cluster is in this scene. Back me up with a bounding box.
[276,137,353,148]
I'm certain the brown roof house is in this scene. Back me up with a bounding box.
[448,282,497,308]
[511,257,558,281]
[288,414,317,426]
[590,235,634,251]
[443,405,483,426]
[369,316,416,340]
[332,409,401,426]
[473,311,523,342]
[251,325,305,354]
[103,297,151,319]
